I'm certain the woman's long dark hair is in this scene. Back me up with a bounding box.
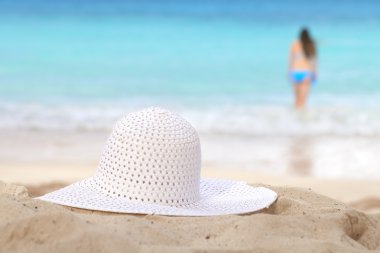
[300,28,316,59]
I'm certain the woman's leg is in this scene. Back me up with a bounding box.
[299,80,311,108]
[293,84,302,108]
[293,80,311,109]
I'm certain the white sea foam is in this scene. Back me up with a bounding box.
[1,99,380,179]
[1,100,380,137]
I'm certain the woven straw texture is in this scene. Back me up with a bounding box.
[39,107,277,216]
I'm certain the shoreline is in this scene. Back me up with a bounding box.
[2,129,380,180]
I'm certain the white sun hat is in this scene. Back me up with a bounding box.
[38,107,277,216]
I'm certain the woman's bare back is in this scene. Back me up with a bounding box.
[290,41,314,71]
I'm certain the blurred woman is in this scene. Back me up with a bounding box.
[288,28,317,108]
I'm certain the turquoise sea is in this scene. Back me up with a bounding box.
[1,0,380,135]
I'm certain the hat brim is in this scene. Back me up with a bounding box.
[37,178,277,216]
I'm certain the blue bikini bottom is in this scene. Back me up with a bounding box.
[291,71,316,84]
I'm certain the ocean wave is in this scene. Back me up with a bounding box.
[1,101,380,137]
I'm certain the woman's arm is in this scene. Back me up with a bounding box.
[311,57,318,79]
[288,42,295,73]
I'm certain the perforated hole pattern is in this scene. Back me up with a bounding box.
[41,178,277,216]
[38,107,278,215]
[89,107,201,206]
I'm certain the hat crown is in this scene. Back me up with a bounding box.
[92,107,201,206]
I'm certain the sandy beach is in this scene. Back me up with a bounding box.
[1,180,380,253]
[1,129,380,252]
[2,163,380,252]
[2,0,380,251]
